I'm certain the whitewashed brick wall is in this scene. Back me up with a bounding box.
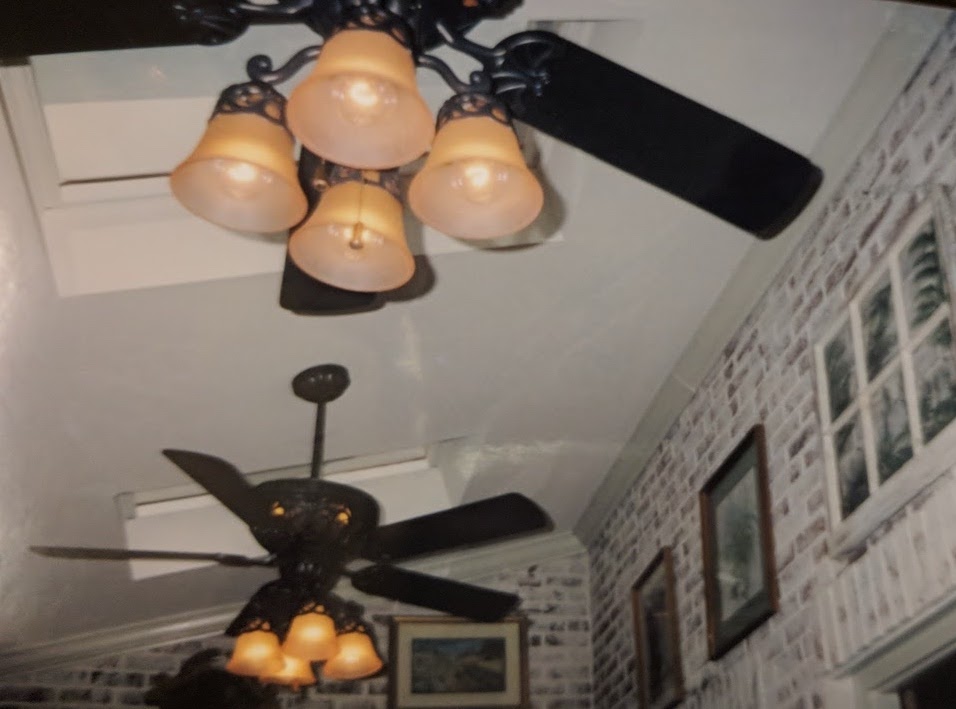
[590,18,956,709]
[0,553,593,709]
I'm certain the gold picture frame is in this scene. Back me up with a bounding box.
[388,616,529,709]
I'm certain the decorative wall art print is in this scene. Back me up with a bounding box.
[630,547,684,709]
[699,424,779,659]
[388,616,529,709]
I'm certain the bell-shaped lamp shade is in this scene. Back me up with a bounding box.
[225,630,285,677]
[408,114,544,240]
[288,180,414,292]
[321,630,383,681]
[171,112,308,233]
[287,29,434,169]
[260,653,317,689]
[281,610,339,662]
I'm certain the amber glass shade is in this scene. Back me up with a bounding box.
[225,630,285,677]
[321,631,383,681]
[288,180,414,292]
[287,29,434,169]
[260,653,317,688]
[282,610,339,662]
[171,112,307,233]
[408,115,544,240]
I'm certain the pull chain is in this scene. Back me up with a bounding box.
[349,174,370,250]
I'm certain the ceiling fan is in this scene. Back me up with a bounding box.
[32,363,552,683]
[2,0,823,314]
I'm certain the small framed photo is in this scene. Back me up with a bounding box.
[388,616,529,709]
[631,547,684,709]
[700,424,778,659]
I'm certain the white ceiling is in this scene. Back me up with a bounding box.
[0,0,916,650]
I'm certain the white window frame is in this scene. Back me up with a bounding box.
[815,187,956,558]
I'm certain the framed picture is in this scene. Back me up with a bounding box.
[388,616,529,709]
[630,547,684,709]
[700,424,778,659]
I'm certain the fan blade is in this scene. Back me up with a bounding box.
[0,1,247,58]
[162,449,271,529]
[351,565,519,621]
[499,32,822,239]
[363,493,551,562]
[279,255,382,315]
[31,545,274,567]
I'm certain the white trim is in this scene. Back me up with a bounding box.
[0,61,61,210]
[0,531,583,677]
[575,4,952,544]
[834,584,956,693]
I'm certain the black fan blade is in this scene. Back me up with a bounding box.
[31,545,274,567]
[351,565,519,621]
[499,32,822,239]
[162,449,270,529]
[0,1,247,58]
[363,493,551,562]
[279,255,382,315]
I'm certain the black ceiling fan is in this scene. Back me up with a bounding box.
[32,363,552,624]
[1,0,823,314]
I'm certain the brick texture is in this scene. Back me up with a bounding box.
[590,18,956,709]
[0,554,593,709]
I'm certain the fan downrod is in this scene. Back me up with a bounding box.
[292,364,350,404]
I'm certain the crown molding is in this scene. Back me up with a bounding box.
[0,531,583,678]
[574,3,951,545]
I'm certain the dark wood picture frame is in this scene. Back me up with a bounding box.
[630,547,685,709]
[700,424,778,660]
[388,615,530,709]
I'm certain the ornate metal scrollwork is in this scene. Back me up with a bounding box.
[212,81,289,131]
[417,23,559,100]
[245,45,323,85]
[436,92,512,129]
[327,165,403,200]
[492,31,561,98]
[331,4,415,50]
[172,0,249,46]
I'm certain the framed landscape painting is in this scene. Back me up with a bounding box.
[700,425,779,659]
[388,616,529,709]
[631,547,684,709]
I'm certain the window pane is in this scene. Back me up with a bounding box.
[914,319,956,443]
[901,218,948,330]
[834,414,869,518]
[870,369,913,482]
[862,271,899,381]
[825,323,857,421]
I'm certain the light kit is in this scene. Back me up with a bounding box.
[170,2,557,294]
[4,0,825,308]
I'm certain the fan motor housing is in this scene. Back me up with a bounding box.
[251,478,380,566]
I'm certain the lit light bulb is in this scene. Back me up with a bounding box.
[320,223,386,260]
[452,159,509,204]
[212,158,273,200]
[331,74,398,127]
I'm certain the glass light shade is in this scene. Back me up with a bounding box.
[225,630,285,677]
[287,29,434,169]
[321,631,383,681]
[260,653,317,688]
[288,180,414,292]
[281,611,339,662]
[408,115,544,240]
[171,112,307,233]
